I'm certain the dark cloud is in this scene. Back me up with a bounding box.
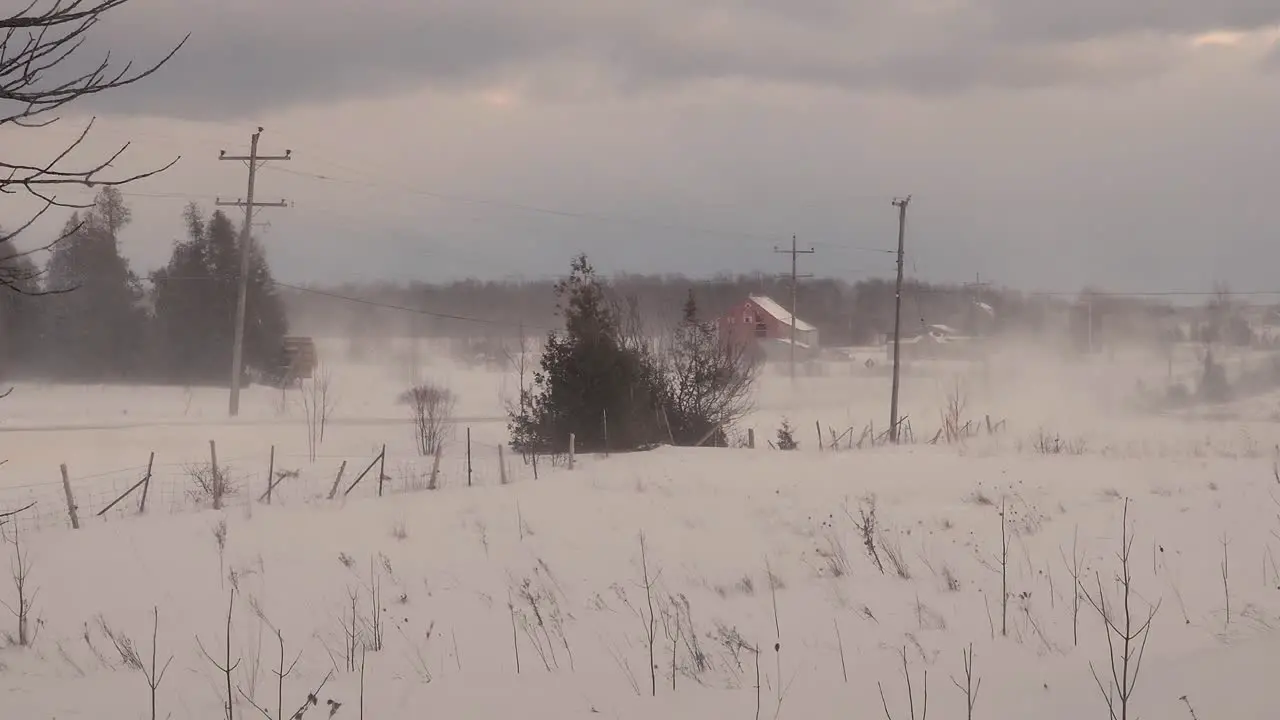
[60,0,1280,119]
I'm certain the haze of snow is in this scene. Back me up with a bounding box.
[1,336,1278,718]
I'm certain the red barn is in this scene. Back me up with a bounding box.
[717,295,820,351]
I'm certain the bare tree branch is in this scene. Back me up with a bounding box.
[0,0,185,288]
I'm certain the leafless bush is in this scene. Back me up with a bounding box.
[513,574,573,674]
[299,365,336,463]
[1033,430,1087,456]
[186,461,238,509]
[97,616,143,669]
[401,383,456,457]
[849,496,886,574]
[941,379,974,444]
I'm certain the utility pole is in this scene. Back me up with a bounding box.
[964,273,991,336]
[218,127,291,417]
[774,235,814,384]
[889,195,910,443]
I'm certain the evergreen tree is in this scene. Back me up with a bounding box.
[41,189,147,380]
[509,254,664,453]
[0,240,42,380]
[152,204,288,384]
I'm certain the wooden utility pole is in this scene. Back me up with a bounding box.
[889,196,911,444]
[964,273,991,336]
[218,127,291,417]
[774,235,815,384]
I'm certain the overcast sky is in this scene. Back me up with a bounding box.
[4,0,1279,293]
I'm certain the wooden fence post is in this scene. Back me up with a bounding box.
[498,444,508,485]
[377,444,387,497]
[209,440,222,511]
[139,452,155,514]
[569,433,576,469]
[60,463,80,530]
[328,461,348,500]
[748,428,755,449]
[815,421,824,451]
[266,446,276,505]
[466,428,473,487]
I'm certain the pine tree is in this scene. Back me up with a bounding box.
[152,204,288,384]
[41,189,147,380]
[509,254,664,453]
[0,239,41,379]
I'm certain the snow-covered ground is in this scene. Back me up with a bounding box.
[2,337,1279,718]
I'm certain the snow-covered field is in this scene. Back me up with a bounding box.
[2,337,1279,718]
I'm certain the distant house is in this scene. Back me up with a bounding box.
[887,323,982,361]
[717,295,820,353]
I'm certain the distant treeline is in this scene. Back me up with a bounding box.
[283,272,1079,347]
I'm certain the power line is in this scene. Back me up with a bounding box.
[272,282,552,332]
[264,164,801,246]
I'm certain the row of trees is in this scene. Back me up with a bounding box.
[0,188,289,386]
[283,272,1073,350]
[509,255,758,453]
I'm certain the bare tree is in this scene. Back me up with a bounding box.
[401,382,455,457]
[299,365,335,462]
[1,0,186,293]
[1081,498,1160,720]
[660,290,759,446]
[1,515,38,646]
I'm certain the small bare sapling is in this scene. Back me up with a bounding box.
[300,365,336,462]
[1081,498,1161,720]
[1,518,38,647]
[141,607,173,720]
[1060,525,1085,647]
[197,590,242,720]
[878,646,928,720]
[401,383,456,457]
[950,643,980,720]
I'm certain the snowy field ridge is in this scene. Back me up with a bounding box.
[2,342,1280,718]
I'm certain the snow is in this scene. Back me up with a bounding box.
[2,337,1280,719]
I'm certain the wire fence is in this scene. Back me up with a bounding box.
[0,437,549,535]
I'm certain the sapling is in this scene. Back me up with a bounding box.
[949,643,980,720]
[1220,533,1231,627]
[198,590,242,720]
[1060,525,1085,646]
[638,532,659,696]
[997,498,1011,638]
[878,646,928,720]
[1081,498,1161,720]
[1,518,37,647]
[140,607,173,720]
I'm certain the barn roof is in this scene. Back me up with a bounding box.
[748,295,817,333]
